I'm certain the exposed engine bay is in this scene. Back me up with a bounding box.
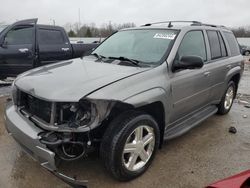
[13,88,119,161]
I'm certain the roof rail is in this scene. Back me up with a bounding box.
[142,21,201,27]
[142,21,228,29]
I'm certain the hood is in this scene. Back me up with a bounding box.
[15,57,150,101]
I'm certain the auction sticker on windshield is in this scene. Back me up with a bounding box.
[153,33,176,40]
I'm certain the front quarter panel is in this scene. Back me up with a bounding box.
[87,63,171,123]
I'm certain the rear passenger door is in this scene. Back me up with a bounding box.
[37,27,72,65]
[169,30,210,122]
[205,30,229,103]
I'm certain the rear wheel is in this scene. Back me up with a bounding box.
[217,81,236,115]
[100,111,160,181]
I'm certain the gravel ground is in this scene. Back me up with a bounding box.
[0,62,249,188]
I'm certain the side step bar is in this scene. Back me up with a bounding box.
[164,105,218,140]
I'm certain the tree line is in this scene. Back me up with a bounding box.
[65,22,136,38]
[231,27,250,37]
[65,23,250,38]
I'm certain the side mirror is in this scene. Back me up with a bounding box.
[174,55,204,70]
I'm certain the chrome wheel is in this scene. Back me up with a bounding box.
[122,125,155,171]
[224,86,234,110]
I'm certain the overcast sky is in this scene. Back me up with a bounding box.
[0,0,249,28]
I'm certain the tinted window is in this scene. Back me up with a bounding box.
[218,32,227,57]
[4,26,33,45]
[207,31,221,59]
[176,31,207,62]
[223,32,240,56]
[38,29,65,45]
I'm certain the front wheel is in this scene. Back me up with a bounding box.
[217,81,236,115]
[100,111,160,181]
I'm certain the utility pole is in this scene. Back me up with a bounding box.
[78,8,81,29]
[50,19,55,26]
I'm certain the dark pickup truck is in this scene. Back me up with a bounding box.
[0,19,98,79]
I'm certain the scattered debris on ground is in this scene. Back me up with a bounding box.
[245,105,250,108]
[229,126,237,134]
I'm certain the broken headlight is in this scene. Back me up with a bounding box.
[56,99,113,130]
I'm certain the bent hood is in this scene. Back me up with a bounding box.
[15,57,150,101]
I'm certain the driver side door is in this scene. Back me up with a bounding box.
[0,19,36,78]
[169,30,210,123]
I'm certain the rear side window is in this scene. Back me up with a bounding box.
[176,30,207,62]
[4,26,33,45]
[223,32,240,56]
[218,32,227,57]
[38,29,65,45]
[207,31,221,60]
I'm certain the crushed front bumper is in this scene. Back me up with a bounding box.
[4,102,57,170]
[4,102,88,188]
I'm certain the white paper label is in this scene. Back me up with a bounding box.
[153,33,176,40]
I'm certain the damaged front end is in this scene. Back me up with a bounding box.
[14,88,115,157]
[8,87,119,187]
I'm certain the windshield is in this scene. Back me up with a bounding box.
[93,29,178,64]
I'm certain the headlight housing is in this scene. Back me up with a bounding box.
[54,99,114,131]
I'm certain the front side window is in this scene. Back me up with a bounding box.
[38,29,65,45]
[4,26,33,45]
[175,30,207,62]
[93,29,178,64]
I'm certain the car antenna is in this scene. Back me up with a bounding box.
[168,21,173,28]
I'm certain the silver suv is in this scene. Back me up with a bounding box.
[5,21,244,183]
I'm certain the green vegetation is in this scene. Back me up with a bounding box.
[64,22,136,38]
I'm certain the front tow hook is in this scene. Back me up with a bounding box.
[41,162,88,188]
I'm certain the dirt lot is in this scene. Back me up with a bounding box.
[0,63,250,188]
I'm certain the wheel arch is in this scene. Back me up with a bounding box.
[104,88,168,148]
[229,72,241,98]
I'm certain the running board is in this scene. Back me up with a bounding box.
[164,105,218,140]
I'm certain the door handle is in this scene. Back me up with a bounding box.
[19,48,29,53]
[61,48,70,52]
[204,71,211,77]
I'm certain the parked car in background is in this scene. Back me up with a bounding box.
[240,44,250,56]
[0,19,99,79]
[5,21,244,186]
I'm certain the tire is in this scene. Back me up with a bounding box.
[217,81,236,115]
[100,111,160,181]
[244,51,250,56]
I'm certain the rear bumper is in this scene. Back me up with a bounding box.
[4,102,57,171]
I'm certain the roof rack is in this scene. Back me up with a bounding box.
[141,21,227,29]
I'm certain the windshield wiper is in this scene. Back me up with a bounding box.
[108,56,141,67]
[91,53,105,60]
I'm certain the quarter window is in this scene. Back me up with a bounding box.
[176,31,207,62]
[223,32,240,56]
